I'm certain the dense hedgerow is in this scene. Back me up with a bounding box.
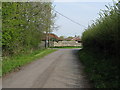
[79,49,120,88]
[80,3,120,88]
[2,2,55,56]
[82,3,120,56]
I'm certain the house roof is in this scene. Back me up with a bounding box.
[71,37,81,41]
[42,33,60,40]
[48,33,59,40]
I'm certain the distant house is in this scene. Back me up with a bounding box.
[42,33,60,41]
[65,36,81,42]
[71,37,81,42]
[48,33,60,41]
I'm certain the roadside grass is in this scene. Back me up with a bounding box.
[78,49,119,88]
[50,46,82,49]
[2,49,57,76]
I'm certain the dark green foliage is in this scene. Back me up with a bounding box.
[80,3,120,88]
[2,2,54,56]
[79,49,119,88]
[82,4,120,56]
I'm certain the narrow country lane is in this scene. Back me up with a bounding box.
[3,49,91,88]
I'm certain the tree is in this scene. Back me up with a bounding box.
[59,36,65,41]
[2,2,55,56]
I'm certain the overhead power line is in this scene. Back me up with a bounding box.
[54,10,87,28]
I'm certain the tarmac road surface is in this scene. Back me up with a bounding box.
[3,49,91,88]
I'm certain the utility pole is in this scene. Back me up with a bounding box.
[48,29,50,47]
[47,5,51,48]
[45,31,48,48]
[45,3,51,48]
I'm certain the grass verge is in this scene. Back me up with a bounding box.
[50,46,82,49]
[2,49,57,76]
[78,49,119,88]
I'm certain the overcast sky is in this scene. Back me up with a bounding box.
[52,0,117,37]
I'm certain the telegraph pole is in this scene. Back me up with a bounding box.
[45,31,48,48]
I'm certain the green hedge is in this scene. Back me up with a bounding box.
[79,49,119,88]
[82,4,120,56]
[80,3,120,88]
